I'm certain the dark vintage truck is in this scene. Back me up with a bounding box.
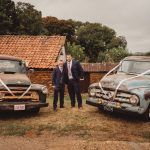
[86,56,150,121]
[0,55,48,114]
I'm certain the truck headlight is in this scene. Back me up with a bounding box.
[130,95,139,105]
[41,86,48,94]
[89,88,96,96]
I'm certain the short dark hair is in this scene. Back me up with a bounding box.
[66,52,72,56]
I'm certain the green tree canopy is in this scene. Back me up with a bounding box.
[0,0,17,34]
[42,16,75,41]
[107,36,127,50]
[15,2,44,35]
[66,42,86,61]
[77,23,127,62]
[97,48,129,63]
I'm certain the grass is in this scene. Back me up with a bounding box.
[0,94,90,137]
[132,131,150,140]
[0,123,32,136]
[36,122,91,139]
[0,94,149,143]
[47,94,88,105]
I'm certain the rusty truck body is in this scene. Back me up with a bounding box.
[86,56,150,121]
[0,55,48,114]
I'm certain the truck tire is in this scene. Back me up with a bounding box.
[142,105,150,122]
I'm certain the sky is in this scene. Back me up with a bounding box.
[14,0,150,53]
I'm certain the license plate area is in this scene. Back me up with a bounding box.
[14,105,25,111]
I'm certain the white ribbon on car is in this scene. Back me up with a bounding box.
[18,84,32,99]
[0,78,15,96]
[98,60,150,100]
[0,77,32,99]
[113,69,150,99]
[98,61,122,96]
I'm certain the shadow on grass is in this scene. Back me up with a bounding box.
[36,123,91,139]
[97,108,143,123]
[0,123,32,136]
[0,110,41,120]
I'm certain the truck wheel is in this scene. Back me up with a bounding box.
[142,105,150,122]
[98,106,103,112]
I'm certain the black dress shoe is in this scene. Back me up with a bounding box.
[60,106,65,108]
[53,108,57,111]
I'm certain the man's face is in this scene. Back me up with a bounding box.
[66,55,72,62]
[58,61,64,67]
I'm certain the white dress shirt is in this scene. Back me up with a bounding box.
[59,66,63,72]
[67,60,73,79]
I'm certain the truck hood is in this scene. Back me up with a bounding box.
[97,73,150,91]
[0,73,30,86]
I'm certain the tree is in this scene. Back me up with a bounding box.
[97,48,129,63]
[77,23,127,62]
[107,36,127,50]
[145,51,150,56]
[77,23,115,62]
[67,19,85,31]
[0,0,17,34]
[42,16,75,41]
[15,2,45,35]
[66,42,86,61]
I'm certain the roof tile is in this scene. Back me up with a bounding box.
[0,35,66,69]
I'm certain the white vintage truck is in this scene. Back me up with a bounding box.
[86,56,150,121]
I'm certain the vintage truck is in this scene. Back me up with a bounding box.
[0,55,48,114]
[86,56,150,121]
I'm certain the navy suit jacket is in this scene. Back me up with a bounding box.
[52,67,64,88]
[63,60,84,84]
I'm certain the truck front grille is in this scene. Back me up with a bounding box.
[0,90,39,102]
[94,88,132,104]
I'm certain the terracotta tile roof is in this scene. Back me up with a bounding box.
[81,63,117,72]
[0,35,66,69]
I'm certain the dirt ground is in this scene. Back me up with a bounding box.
[0,96,149,150]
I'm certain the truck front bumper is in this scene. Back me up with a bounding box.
[86,97,145,115]
[0,102,49,111]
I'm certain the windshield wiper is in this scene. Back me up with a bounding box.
[3,71,17,74]
[118,71,137,75]
[126,72,137,75]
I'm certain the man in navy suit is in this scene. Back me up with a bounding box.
[52,60,64,111]
[64,53,84,109]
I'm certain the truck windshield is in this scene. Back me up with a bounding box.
[0,60,26,73]
[118,60,150,75]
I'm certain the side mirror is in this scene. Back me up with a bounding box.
[25,61,29,67]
